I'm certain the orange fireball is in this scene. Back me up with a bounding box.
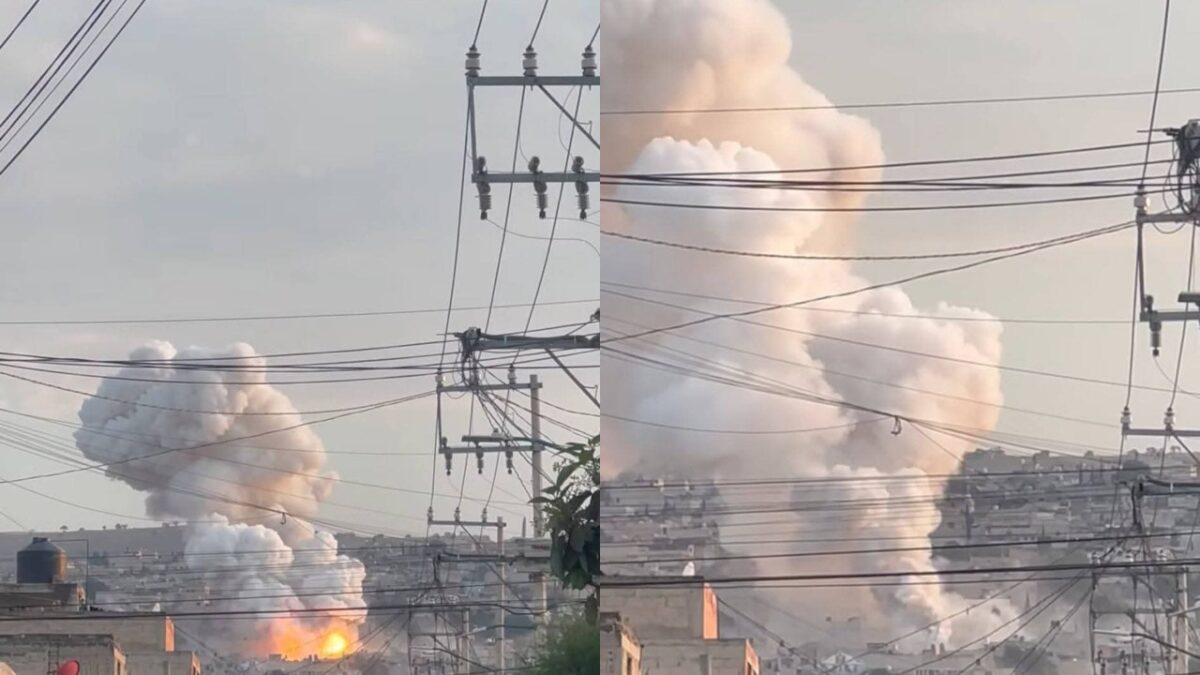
[318,631,349,659]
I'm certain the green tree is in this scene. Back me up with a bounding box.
[521,611,600,675]
[532,434,600,619]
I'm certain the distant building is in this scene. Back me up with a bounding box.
[0,538,200,675]
[600,575,719,640]
[819,651,862,675]
[600,612,642,675]
[0,634,125,675]
[601,575,759,675]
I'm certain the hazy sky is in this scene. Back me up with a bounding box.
[4,0,1198,534]
[0,0,599,533]
[771,1,1200,462]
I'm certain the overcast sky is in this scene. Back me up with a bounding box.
[5,0,1199,535]
[0,0,599,533]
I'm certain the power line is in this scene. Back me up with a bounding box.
[0,599,569,623]
[470,0,487,48]
[603,484,1137,522]
[600,412,885,436]
[604,313,1113,430]
[604,219,1134,343]
[0,348,594,389]
[0,389,436,487]
[518,65,589,339]
[482,87,528,333]
[527,0,548,46]
[605,139,1171,177]
[0,0,148,179]
[601,279,1128,325]
[0,298,596,326]
[602,465,1185,491]
[1139,0,1172,186]
[0,404,448,458]
[602,555,1182,587]
[603,217,1147,261]
[606,172,1170,193]
[918,579,1090,675]
[613,157,1174,185]
[0,0,128,152]
[602,189,1164,214]
[600,340,1138,463]
[605,532,1179,567]
[482,217,598,257]
[0,0,39,54]
[0,0,107,146]
[0,417,530,509]
[600,87,1200,116]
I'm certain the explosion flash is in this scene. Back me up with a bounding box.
[318,631,349,659]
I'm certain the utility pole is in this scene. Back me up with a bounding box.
[1103,120,1200,674]
[1093,478,1200,674]
[1174,565,1189,675]
[442,328,598,537]
[438,369,548,535]
[464,38,599,221]
[440,547,553,647]
[426,28,601,675]
[1125,120,1200,444]
[428,507,506,673]
[409,603,463,675]
[460,609,471,675]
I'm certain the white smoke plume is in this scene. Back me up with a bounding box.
[602,0,1017,648]
[75,341,365,658]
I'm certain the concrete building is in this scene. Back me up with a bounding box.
[601,576,719,640]
[0,634,126,675]
[0,582,85,611]
[602,577,759,675]
[0,539,199,675]
[600,613,642,675]
[0,615,175,653]
[639,638,759,675]
[123,652,198,675]
[251,655,359,675]
[0,614,195,675]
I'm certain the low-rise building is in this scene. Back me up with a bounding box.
[600,613,642,675]
[0,634,125,675]
[0,539,199,675]
[601,576,719,640]
[602,576,758,675]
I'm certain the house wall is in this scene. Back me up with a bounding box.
[0,616,173,653]
[0,634,125,675]
[602,581,719,640]
[640,638,758,675]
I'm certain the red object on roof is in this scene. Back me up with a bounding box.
[57,660,79,675]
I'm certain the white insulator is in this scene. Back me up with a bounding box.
[522,46,538,76]
[577,191,590,218]
[581,45,597,77]
[465,46,481,78]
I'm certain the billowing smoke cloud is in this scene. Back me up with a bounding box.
[75,341,365,657]
[602,0,1016,648]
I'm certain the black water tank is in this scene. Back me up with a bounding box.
[17,537,67,583]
